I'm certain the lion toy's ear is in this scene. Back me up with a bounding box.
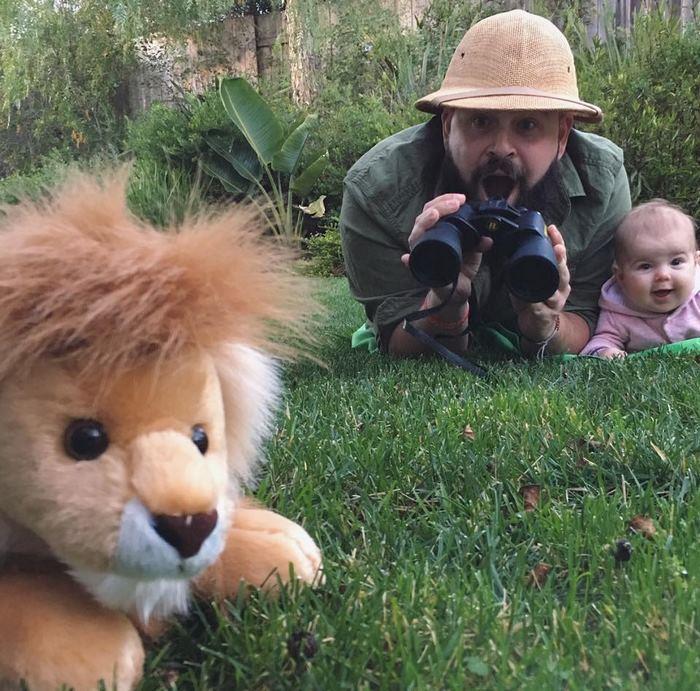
[0,172,323,691]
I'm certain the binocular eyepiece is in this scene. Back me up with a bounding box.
[408,198,559,303]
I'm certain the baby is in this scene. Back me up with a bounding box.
[581,199,700,358]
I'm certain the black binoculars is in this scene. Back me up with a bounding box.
[408,198,559,303]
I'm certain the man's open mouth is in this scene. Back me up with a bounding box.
[480,175,517,201]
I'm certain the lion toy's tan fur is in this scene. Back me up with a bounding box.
[0,173,322,690]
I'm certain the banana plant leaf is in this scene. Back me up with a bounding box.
[286,112,307,134]
[204,134,262,183]
[271,114,319,175]
[291,151,329,197]
[219,77,284,165]
[199,153,249,196]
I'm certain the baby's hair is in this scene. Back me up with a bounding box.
[614,199,698,261]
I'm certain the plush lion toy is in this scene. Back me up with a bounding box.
[0,173,322,690]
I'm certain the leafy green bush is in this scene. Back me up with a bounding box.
[125,104,195,168]
[0,152,125,207]
[123,91,241,220]
[126,158,213,227]
[574,13,700,217]
[126,80,330,241]
[314,0,421,103]
[0,1,132,175]
[124,91,233,169]
[0,154,70,206]
[0,152,210,230]
[311,88,426,212]
[417,0,504,90]
[301,218,345,277]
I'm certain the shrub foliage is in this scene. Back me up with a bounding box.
[1,2,698,268]
[574,13,700,217]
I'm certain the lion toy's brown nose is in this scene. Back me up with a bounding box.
[153,510,218,559]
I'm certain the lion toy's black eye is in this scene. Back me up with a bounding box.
[191,424,208,455]
[64,419,109,461]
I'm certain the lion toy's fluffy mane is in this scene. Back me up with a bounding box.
[0,171,310,383]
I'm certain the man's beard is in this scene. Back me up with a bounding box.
[443,151,565,224]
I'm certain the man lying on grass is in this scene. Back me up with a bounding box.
[340,10,631,360]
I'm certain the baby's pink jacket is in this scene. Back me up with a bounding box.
[580,271,700,355]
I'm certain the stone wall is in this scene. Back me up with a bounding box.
[125,2,433,114]
[125,0,696,116]
[126,13,285,114]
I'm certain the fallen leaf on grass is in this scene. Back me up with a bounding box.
[520,484,541,512]
[629,515,656,539]
[527,562,552,589]
[462,425,476,441]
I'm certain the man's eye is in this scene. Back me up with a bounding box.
[471,115,491,129]
[518,119,538,132]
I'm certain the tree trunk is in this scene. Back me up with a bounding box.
[286,0,318,106]
[680,0,694,27]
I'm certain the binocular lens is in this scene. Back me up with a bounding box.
[408,225,463,287]
[408,203,559,303]
[506,235,559,302]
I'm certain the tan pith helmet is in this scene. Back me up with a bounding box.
[415,10,602,123]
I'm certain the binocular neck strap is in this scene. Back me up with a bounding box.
[402,285,487,378]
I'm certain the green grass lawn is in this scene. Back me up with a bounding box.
[139,278,700,690]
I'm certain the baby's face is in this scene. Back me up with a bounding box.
[615,216,699,314]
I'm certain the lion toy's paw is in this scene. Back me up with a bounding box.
[0,572,144,691]
[196,504,323,598]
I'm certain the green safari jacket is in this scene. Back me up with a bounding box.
[339,117,631,352]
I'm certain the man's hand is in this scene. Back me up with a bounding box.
[389,193,492,356]
[511,224,570,342]
[401,193,493,312]
[511,224,591,354]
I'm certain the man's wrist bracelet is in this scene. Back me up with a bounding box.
[425,303,470,334]
[523,314,560,358]
[524,314,560,346]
